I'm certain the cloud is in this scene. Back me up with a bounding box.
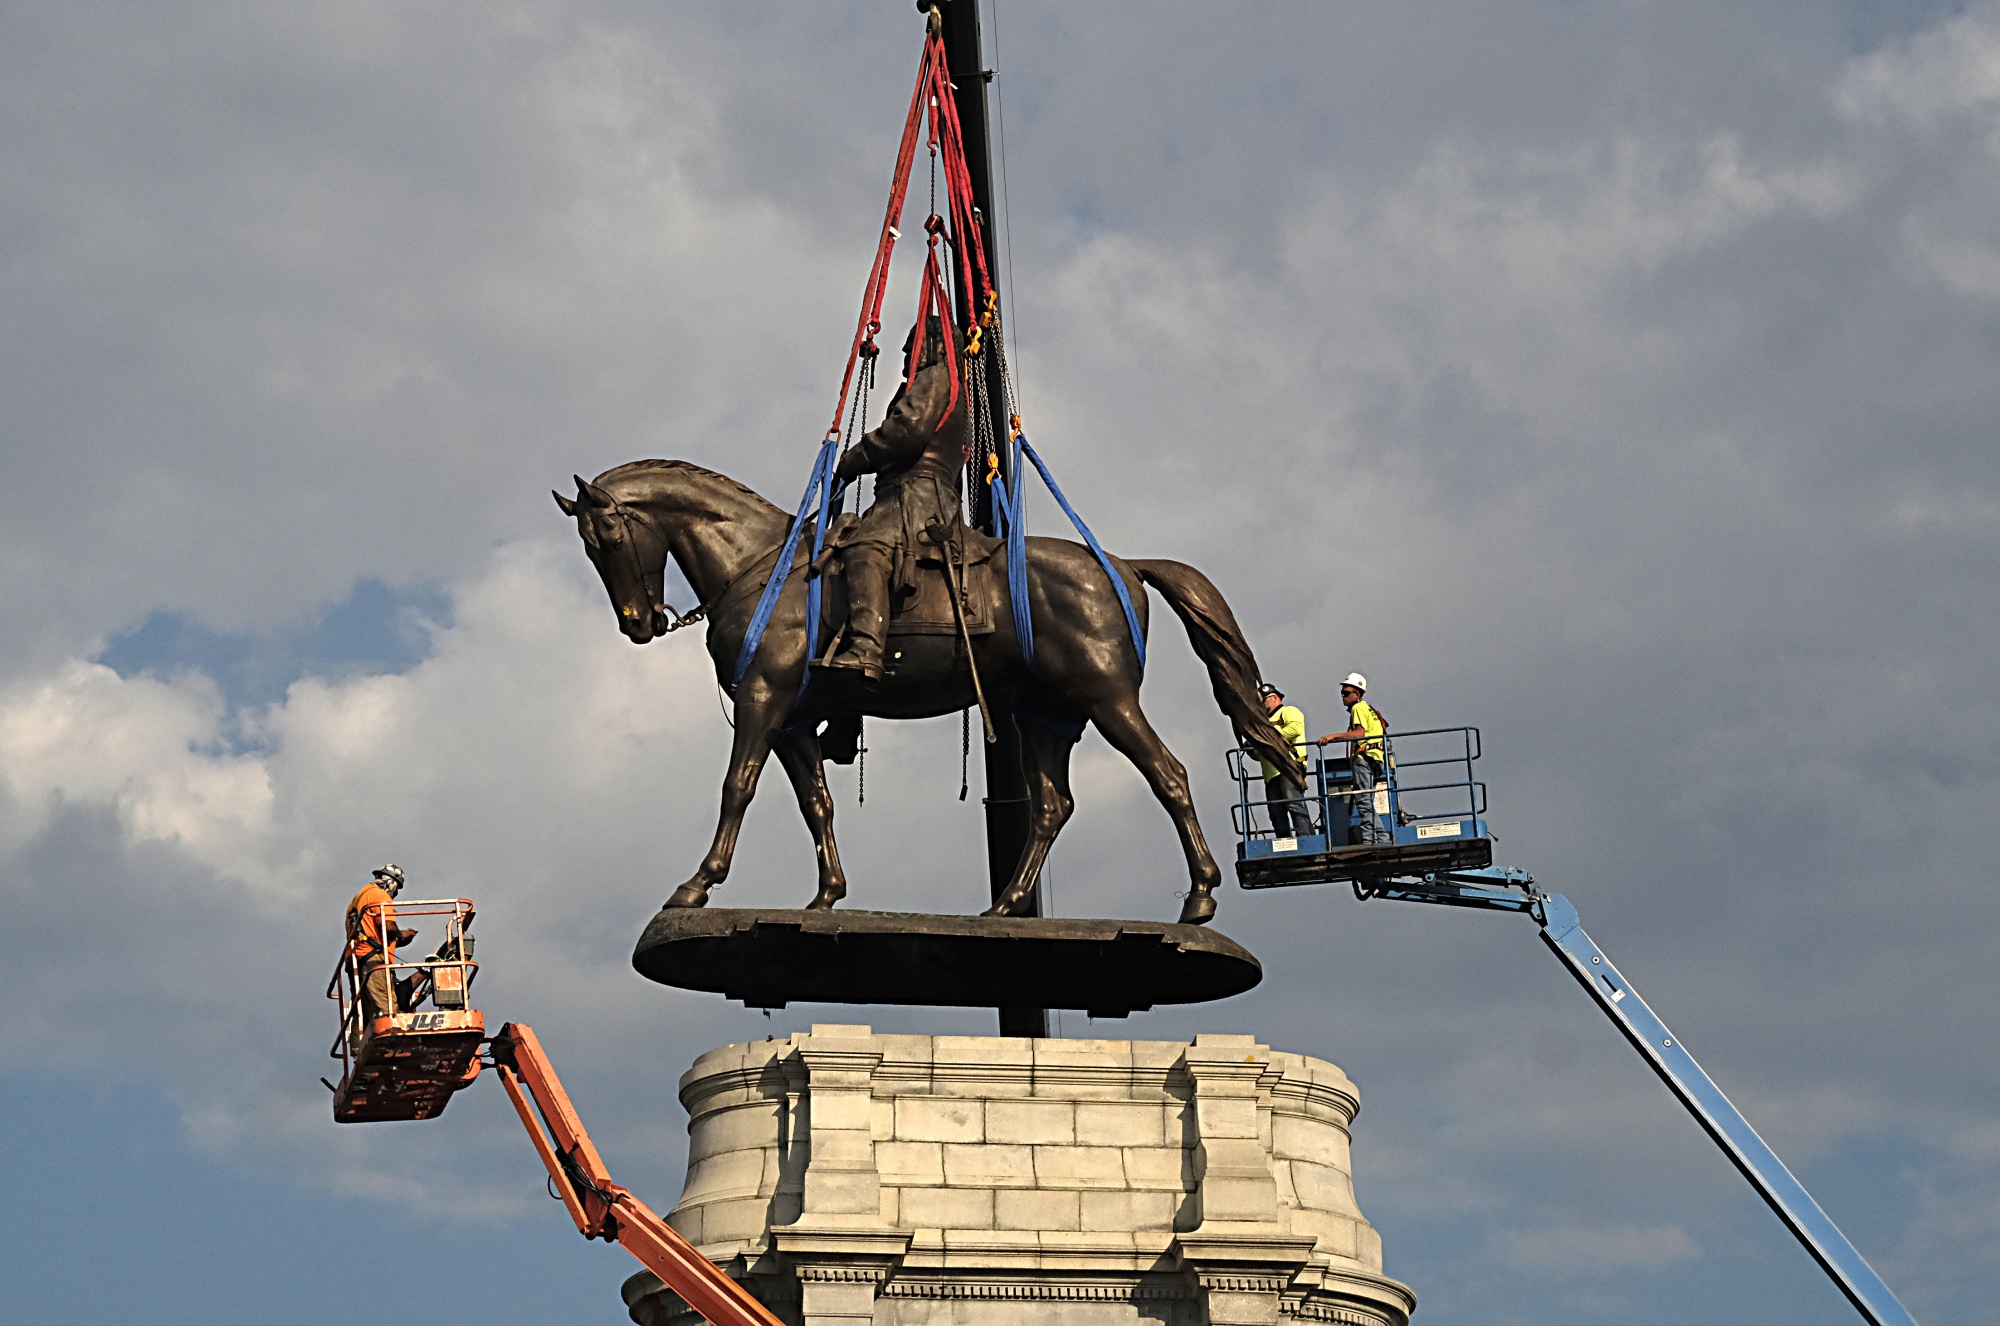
[1493,1221,1701,1277]
[1836,4,2000,128]
[0,662,273,871]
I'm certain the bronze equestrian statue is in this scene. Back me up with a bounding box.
[555,350,1300,925]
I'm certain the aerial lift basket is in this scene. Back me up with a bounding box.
[325,897,484,1123]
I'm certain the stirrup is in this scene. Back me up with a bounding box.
[817,648,883,681]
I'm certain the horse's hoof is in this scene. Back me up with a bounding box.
[981,895,1028,918]
[1178,892,1217,926]
[804,888,844,911]
[664,883,711,909]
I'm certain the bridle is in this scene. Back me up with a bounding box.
[598,498,709,634]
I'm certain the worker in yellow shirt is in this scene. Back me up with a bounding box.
[1256,683,1313,838]
[346,864,419,1023]
[1317,673,1389,845]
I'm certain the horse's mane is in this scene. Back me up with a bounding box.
[596,459,785,518]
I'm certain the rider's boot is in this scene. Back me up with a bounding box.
[820,546,890,682]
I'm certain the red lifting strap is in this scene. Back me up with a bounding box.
[825,24,994,441]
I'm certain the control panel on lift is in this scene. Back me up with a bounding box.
[1227,725,1494,889]
[325,897,483,1123]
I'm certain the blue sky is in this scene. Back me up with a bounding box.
[100,579,450,712]
[3,2,1999,1323]
[0,1074,617,1323]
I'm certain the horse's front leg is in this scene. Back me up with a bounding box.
[666,703,782,908]
[770,726,848,909]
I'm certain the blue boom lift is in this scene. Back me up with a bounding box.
[1228,726,1919,1326]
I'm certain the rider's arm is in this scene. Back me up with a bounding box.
[835,356,954,480]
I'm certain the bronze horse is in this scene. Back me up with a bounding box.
[555,461,1297,925]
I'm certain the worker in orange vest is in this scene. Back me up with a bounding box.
[347,864,418,1023]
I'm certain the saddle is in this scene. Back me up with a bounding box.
[812,512,1000,641]
[894,522,1000,637]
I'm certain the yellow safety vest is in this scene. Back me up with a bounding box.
[1259,704,1309,780]
[1349,700,1385,762]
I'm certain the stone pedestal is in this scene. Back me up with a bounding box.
[623,1026,1414,1326]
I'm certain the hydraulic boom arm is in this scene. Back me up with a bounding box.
[489,1023,787,1326]
[1364,872,1918,1326]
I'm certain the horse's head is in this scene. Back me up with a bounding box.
[554,474,672,643]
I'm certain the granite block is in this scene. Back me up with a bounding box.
[1075,1102,1167,1147]
[681,1146,770,1200]
[1286,1159,1360,1215]
[1031,1145,1127,1188]
[1270,1114,1349,1166]
[1121,1146,1190,1189]
[875,1140,945,1185]
[896,1096,984,1142]
[995,1187,1083,1231]
[1079,1189,1176,1232]
[984,1099,1076,1145]
[899,1183,996,1230]
[942,1141,1036,1188]
[808,1089,876,1132]
[688,1101,783,1156]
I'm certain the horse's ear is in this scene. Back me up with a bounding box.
[553,490,578,517]
[576,475,615,508]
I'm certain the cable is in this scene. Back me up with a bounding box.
[988,0,1024,404]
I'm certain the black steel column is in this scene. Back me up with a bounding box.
[933,0,1047,1039]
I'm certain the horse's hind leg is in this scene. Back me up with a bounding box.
[771,726,848,909]
[985,719,1078,917]
[1089,697,1224,925]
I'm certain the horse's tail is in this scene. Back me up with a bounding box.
[1131,559,1303,788]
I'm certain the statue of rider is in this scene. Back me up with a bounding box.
[819,317,970,681]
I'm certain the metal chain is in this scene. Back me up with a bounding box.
[842,352,875,455]
[987,308,1017,431]
[966,330,996,513]
[858,718,867,806]
[959,706,970,801]
[965,346,987,470]
[840,352,876,511]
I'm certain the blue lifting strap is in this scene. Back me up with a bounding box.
[991,429,1146,674]
[732,437,843,703]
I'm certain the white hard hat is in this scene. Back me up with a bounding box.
[1341,672,1368,692]
[373,863,405,893]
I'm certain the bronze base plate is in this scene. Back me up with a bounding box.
[631,907,1262,1017]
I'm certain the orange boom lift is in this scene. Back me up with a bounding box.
[324,899,785,1326]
